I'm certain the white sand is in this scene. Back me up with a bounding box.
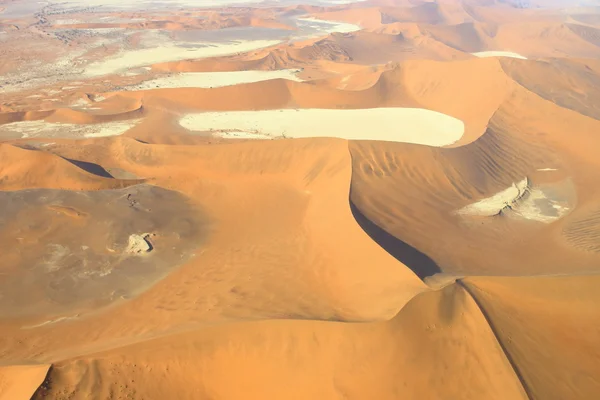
[124,70,303,90]
[457,178,529,217]
[296,17,362,34]
[83,40,282,77]
[537,167,558,171]
[179,108,464,146]
[457,177,571,223]
[471,51,527,60]
[513,187,570,223]
[0,119,140,139]
[218,131,274,139]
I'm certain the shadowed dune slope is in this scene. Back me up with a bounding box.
[348,81,600,276]
[423,21,497,52]
[0,138,428,374]
[31,284,527,400]
[0,144,141,191]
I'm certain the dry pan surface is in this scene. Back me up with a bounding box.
[124,70,304,90]
[180,108,465,145]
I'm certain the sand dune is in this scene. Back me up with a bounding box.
[0,365,49,400]
[32,284,528,400]
[464,275,600,400]
[0,144,140,190]
[2,1,600,398]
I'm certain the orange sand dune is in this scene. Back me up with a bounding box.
[0,110,54,125]
[0,365,49,400]
[124,57,513,145]
[464,275,600,400]
[422,20,497,52]
[378,2,473,25]
[499,57,600,120]
[349,81,600,277]
[493,21,600,58]
[2,1,600,399]
[0,144,141,190]
[32,284,528,400]
[152,26,468,75]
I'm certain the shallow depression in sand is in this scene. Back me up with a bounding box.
[0,119,141,139]
[457,177,574,223]
[0,184,206,319]
[471,51,527,60]
[180,108,464,146]
[123,69,304,90]
[83,40,282,77]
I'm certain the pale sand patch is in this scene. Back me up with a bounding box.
[295,17,362,34]
[124,69,303,90]
[53,19,83,25]
[457,178,529,217]
[537,167,558,171]
[457,177,572,223]
[22,314,80,329]
[513,187,571,223]
[472,51,527,60]
[180,108,464,146]
[0,119,140,139]
[218,131,274,140]
[83,40,282,77]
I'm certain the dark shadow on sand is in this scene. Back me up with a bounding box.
[63,158,114,178]
[350,200,441,280]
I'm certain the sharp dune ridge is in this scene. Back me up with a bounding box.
[1,0,600,398]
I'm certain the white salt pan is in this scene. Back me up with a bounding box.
[180,108,464,146]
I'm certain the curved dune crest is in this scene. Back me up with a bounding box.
[0,144,140,191]
[30,284,528,400]
[179,108,464,145]
[0,365,50,400]
[464,276,600,400]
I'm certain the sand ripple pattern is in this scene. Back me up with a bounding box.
[563,207,600,253]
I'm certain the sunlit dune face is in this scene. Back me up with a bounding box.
[179,108,465,146]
